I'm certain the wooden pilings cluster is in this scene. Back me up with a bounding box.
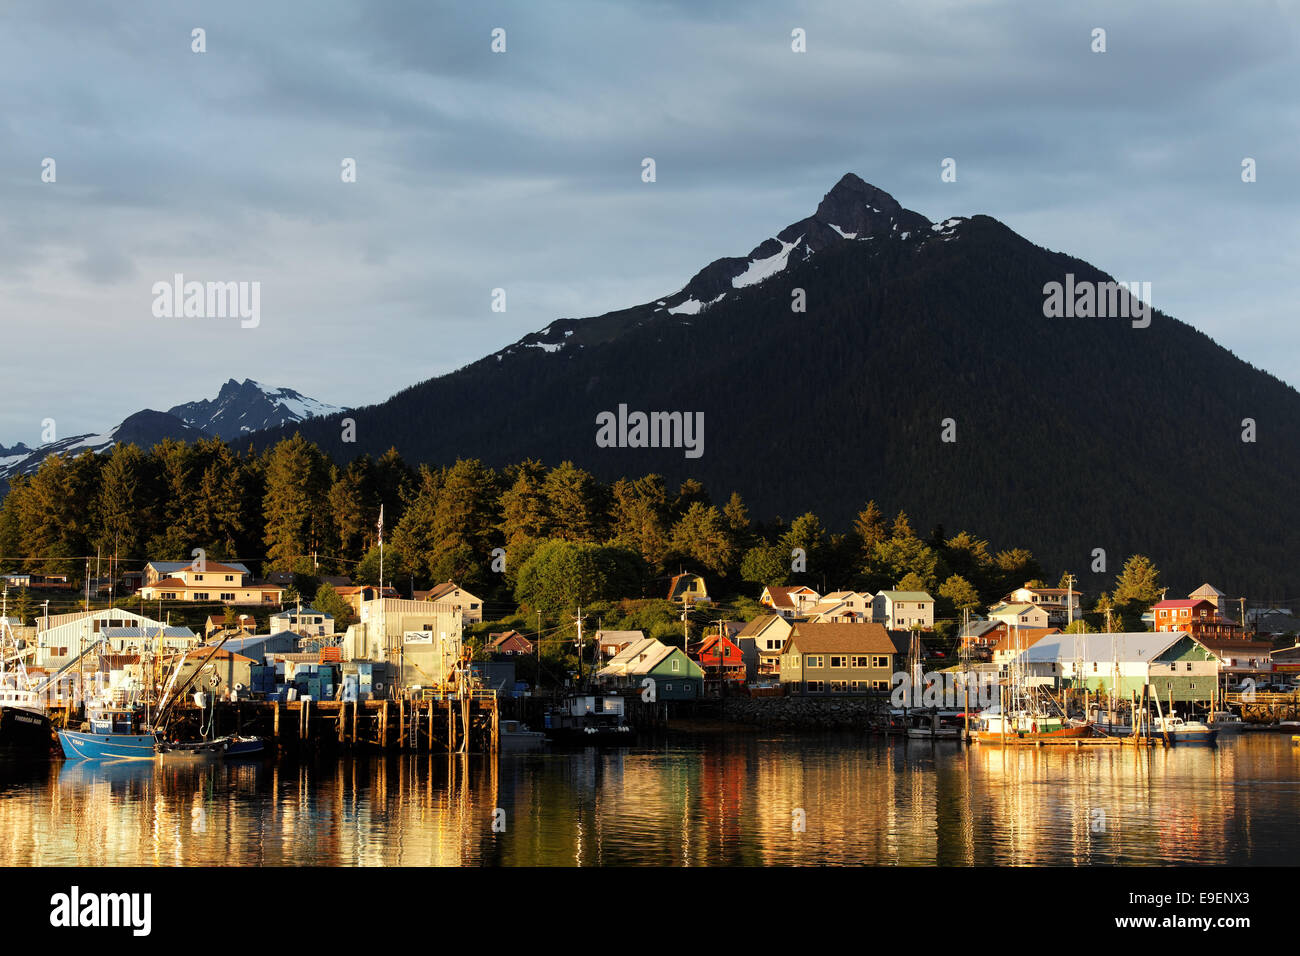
[168,696,500,754]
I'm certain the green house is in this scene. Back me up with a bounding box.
[596,637,704,700]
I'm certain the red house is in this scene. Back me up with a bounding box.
[1152,599,1244,640]
[692,634,745,682]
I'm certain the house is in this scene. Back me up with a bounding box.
[989,626,1061,669]
[1015,631,1221,705]
[759,585,821,620]
[596,629,645,658]
[1188,582,1227,611]
[733,613,793,681]
[821,590,874,619]
[668,572,709,605]
[595,636,704,700]
[778,622,898,695]
[1151,599,1243,640]
[413,581,484,623]
[692,634,746,684]
[999,585,1083,628]
[988,602,1051,630]
[486,630,534,656]
[806,600,868,624]
[335,584,400,618]
[204,611,256,638]
[270,606,335,638]
[872,591,935,630]
[138,560,284,605]
[958,619,1001,659]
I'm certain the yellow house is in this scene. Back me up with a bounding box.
[139,560,284,605]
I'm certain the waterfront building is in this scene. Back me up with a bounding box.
[595,636,705,699]
[1015,631,1220,703]
[778,622,898,695]
[343,597,464,690]
[996,585,1083,628]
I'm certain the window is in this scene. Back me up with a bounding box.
[805,681,824,693]
[871,655,889,668]
[872,679,889,691]
[1185,662,1193,672]
[671,659,680,672]
[1159,609,1168,618]
[830,680,848,693]
[791,655,800,667]
[194,592,208,601]
[225,575,234,581]
[851,655,868,667]
[162,592,176,600]
[194,574,203,581]
[220,593,235,601]
[830,656,847,668]
[665,683,673,691]
[851,680,867,692]
[806,656,823,668]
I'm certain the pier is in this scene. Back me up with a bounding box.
[48,690,500,754]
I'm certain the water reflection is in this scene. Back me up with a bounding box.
[0,734,1295,866]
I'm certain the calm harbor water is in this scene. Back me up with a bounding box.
[1,733,1297,866]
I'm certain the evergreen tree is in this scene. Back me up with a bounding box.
[499,460,550,548]
[668,502,736,578]
[542,461,605,541]
[262,434,333,572]
[608,475,670,568]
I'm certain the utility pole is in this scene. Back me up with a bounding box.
[575,606,583,687]
[1065,573,1075,629]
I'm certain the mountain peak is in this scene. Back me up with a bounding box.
[815,173,903,225]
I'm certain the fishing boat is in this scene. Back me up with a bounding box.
[219,735,266,757]
[905,710,964,739]
[58,705,158,760]
[1206,710,1246,735]
[499,719,546,751]
[973,704,1095,743]
[0,616,54,757]
[543,693,634,743]
[1153,715,1217,744]
[60,626,242,761]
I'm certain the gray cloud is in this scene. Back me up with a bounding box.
[0,0,1295,440]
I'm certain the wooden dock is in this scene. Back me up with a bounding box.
[50,690,500,754]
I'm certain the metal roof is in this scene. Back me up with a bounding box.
[1021,632,1183,664]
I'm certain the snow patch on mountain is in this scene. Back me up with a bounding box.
[733,236,802,289]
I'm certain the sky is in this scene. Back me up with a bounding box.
[1,0,1297,443]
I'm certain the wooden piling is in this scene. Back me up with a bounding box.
[380,700,389,749]
[273,702,280,738]
[399,698,406,751]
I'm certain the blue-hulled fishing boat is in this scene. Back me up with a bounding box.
[57,707,158,760]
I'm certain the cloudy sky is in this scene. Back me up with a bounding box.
[1,0,1296,442]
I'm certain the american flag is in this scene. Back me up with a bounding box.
[377,504,384,545]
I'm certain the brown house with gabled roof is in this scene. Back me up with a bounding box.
[779,622,898,695]
[486,630,533,656]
